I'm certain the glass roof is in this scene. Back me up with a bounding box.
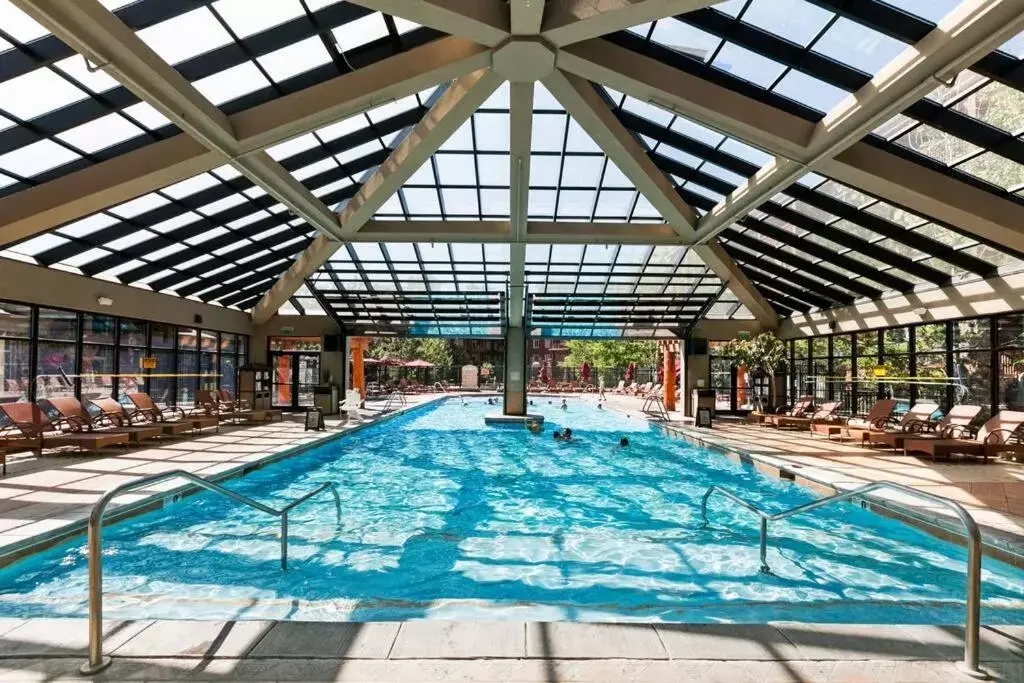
[3,0,1024,332]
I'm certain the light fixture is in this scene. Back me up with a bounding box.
[913,307,928,317]
[96,296,113,307]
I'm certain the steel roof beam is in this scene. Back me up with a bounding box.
[541,0,725,47]
[251,69,502,324]
[346,0,510,46]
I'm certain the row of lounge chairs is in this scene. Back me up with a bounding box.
[0,390,282,474]
[528,381,596,393]
[759,396,1024,463]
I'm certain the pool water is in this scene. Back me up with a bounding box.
[1,397,1024,623]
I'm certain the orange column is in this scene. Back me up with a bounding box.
[663,348,676,412]
[350,337,367,399]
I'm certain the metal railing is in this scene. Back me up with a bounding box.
[80,470,341,676]
[699,481,986,679]
[380,390,408,413]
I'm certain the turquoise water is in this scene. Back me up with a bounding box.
[1,396,1024,623]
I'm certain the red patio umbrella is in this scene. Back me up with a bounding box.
[580,362,591,383]
[540,363,549,384]
[363,357,381,365]
[404,359,435,368]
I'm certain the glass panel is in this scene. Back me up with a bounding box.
[200,352,218,392]
[178,327,198,351]
[999,349,1024,411]
[220,354,238,396]
[953,350,991,417]
[119,320,147,347]
[36,341,76,399]
[916,352,949,412]
[856,331,878,358]
[297,354,319,408]
[199,330,218,353]
[37,308,77,341]
[149,350,175,406]
[832,334,852,356]
[272,354,294,407]
[793,338,808,358]
[82,314,115,344]
[118,346,146,398]
[81,344,114,400]
[177,351,198,406]
[220,334,238,353]
[811,337,828,358]
[0,339,31,403]
[953,318,990,350]
[916,323,946,352]
[883,327,909,354]
[0,303,31,338]
[151,323,175,349]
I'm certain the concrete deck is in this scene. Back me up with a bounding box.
[0,394,441,558]
[0,618,1022,681]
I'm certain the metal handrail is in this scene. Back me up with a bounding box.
[381,390,408,413]
[80,470,342,676]
[699,481,987,679]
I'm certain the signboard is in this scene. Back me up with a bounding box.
[738,330,751,341]
[140,357,158,370]
[872,365,887,378]
[697,408,713,428]
[304,408,325,431]
[280,326,294,335]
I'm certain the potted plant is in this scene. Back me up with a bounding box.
[723,332,787,412]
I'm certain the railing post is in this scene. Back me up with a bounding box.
[80,516,111,676]
[759,517,769,574]
[960,527,985,679]
[280,511,289,571]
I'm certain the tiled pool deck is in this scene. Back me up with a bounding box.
[2,392,1024,680]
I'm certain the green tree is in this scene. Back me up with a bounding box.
[561,340,659,369]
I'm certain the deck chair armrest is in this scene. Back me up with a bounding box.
[2,420,42,438]
[51,415,88,432]
[984,429,1022,445]
[903,418,931,433]
[946,424,977,439]
[160,406,186,420]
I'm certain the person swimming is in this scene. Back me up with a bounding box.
[527,419,542,433]
[560,399,568,411]
[619,436,629,448]
[553,429,563,441]
[597,403,604,410]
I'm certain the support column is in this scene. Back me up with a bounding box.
[350,337,367,399]
[663,346,676,412]
[504,326,527,415]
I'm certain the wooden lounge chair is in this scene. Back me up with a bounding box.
[889,404,984,450]
[46,397,163,444]
[196,390,270,423]
[0,402,129,465]
[775,401,841,431]
[764,396,814,427]
[89,397,191,438]
[863,402,941,452]
[903,411,1024,463]
[218,390,282,421]
[126,392,219,433]
[611,381,628,394]
[811,399,897,441]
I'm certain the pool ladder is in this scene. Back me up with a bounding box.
[700,481,987,679]
[79,470,342,676]
[381,390,408,413]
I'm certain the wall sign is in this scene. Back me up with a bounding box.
[697,408,713,428]
[305,408,325,431]
[140,357,158,370]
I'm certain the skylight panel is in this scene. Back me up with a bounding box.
[1,3,47,41]
[533,84,561,110]
[193,62,271,106]
[198,193,248,217]
[712,0,745,18]
[720,139,772,167]
[403,188,441,215]
[313,178,352,196]
[439,120,474,151]
[56,113,144,153]
[711,42,786,88]
[212,0,305,38]
[565,119,602,153]
[477,155,509,185]
[740,0,834,47]
[956,152,1024,190]
[557,190,596,217]
[293,158,339,181]
[670,117,724,147]
[0,139,80,177]
[0,68,88,120]
[881,0,960,23]
[152,212,202,234]
[105,230,156,251]
[926,70,987,106]
[137,8,233,65]
[601,161,633,188]
[530,156,561,186]
[56,213,118,238]
[436,154,477,185]
[5,233,68,257]
[331,12,389,51]
[110,193,170,218]
[561,156,604,187]
[532,114,567,151]
[316,114,370,142]
[772,70,848,112]
[998,31,1024,59]
[121,102,172,130]
[368,96,420,124]
[895,125,982,166]
[873,114,916,141]
[657,144,702,168]
[406,160,436,186]
[163,173,221,199]
[443,188,479,215]
[949,81,1024,135]
[596,190,636,218]
[480,189,509,215]
[811,18,907,75]
[257,36,332,82]
[649,19,720,61]
[529,189,557,217]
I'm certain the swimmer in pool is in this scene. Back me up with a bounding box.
[560,399,568,410]
[620,436,629,448]
[553,429,563,441]
[527,419,542,433]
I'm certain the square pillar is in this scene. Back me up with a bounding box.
[503,326,527,415]
[663,347,676,412]
[349,336,368,399]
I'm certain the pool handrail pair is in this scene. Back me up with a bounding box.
[79,469,342,676]
[700,480,987,679]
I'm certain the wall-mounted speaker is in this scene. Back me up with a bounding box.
[690,337,709,355]
[194,314,203,325]
[324,334,343,352]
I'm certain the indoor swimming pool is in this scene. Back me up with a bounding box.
[0,397,1023,624]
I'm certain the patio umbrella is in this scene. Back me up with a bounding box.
[581,362,591,383]
[624,362,636,382]
[363,357,380,365]
[540,363,549,384]
[404,359,434,368]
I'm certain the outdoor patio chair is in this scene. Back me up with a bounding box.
[810,399,897,441]
[611,381,628,394]
[90,397,193,438]
[195,390,271,423]
[764,396,813,427]
[775,401,841,431]
[126,392,219,433]
[217,389,282,421]
[0,401,129,465]
[862,402,941,451]
[339,389,364,422]
[45,397,163,444]
[903,411,1024,463]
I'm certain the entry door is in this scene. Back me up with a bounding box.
[296,354,319,408]
[271,353,294,408]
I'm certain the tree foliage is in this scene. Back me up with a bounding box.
[560,340,660,368]
[367,337,453,367]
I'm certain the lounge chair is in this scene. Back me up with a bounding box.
[764,396,814,427]
[611,381,628,395]
[903,411,1024,463]
[862,402,941,451]
[195,390,271,423]
[89,397,192,438]
[217,390,282,421]
[0,402,129,465]
[46,397,163,444]
[888,404,984,450]
[126,392,219,434]
[775,400,841,431]
[811,399,897,441]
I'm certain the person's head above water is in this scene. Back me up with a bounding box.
[553,430,563,440]
[620,437,629,447]
[564,427,573,438]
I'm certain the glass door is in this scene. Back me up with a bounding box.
[296,353,319,408]
[271,353,294,408]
